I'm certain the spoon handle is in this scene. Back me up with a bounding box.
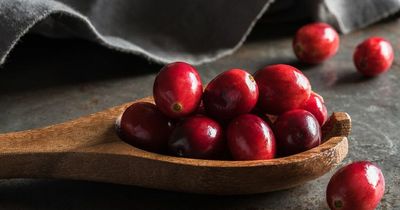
[0,109,119,153]
[0,101,132,179]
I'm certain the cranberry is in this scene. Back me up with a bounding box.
[195,101,207,115]
[301,92,328,126]
[293,22,340,64]
[203,69,258,121]
[254,64,311,115]
[153,62,203,118]
[227,114,276,160]
[168,115,224,159]
[273,109,321,156]
[353,37,394,77]
[116,102,172,153]
[327,161,385,210]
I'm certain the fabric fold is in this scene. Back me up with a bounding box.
[0,0,399,66]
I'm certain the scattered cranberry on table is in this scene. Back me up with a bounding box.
[153,62,203,118]
[273,109,321,156]
[293,22,340,64]
[203,69,259,121]
[116,102,173,153]
[254,64,311,115]
[227,114,276,160]
[353,37,394,77]
[326,161,385,210]
[168,115,225,159]
[301,92,328,126]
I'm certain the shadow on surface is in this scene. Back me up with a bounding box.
[283,60,319,71]
[335,71,375,85]
[0,35,161,95]
[255,59,319,73]
[247,0,312,41]
[0,179,291,210]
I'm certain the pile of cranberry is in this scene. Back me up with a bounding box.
[117,62,325,160]
[116,22,389,210]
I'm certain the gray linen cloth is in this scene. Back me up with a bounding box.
[0,0,399,65]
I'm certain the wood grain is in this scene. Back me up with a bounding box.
[0,97,351,195]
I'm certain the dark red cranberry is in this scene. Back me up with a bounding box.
[254,64,311,115]
[116,102,172,153]
[293,22,340,64]
[153,62,203,118]
[301,92,328,126]
[273,109,321,156]
[227,114,276,160]
[327,161,385,210]
[168,115,224,159]
[353,37,394,77]
[195,101,206,115]
[203,69,258,121]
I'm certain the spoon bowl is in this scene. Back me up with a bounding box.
[0,97,351,195]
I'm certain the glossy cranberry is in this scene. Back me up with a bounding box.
[116,102,172,153]
[203,69,258,121]
[168,115,224,159]
[273,109,321,156]
[293,22,340,64]
[353,37,394,77]
[153,62,203,118]
[227,114,276,160]
[301,92,328,126]
[254,64,311,115]
[327,161,385,210]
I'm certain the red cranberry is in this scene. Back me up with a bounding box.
[153,62,203,118]
[116,102,172,153]
[273,109,321,156]
[293,22,340,64]
[301,92,328,126]
[353,37,394,77]
[254,64,311,115]
[168,115,224,159]
[203,69,258,121]
[227,114,276,160]
[327,161,385,210]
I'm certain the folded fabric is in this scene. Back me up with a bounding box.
[0,0,399,66]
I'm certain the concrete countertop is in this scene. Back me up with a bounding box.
[0,19,399,209]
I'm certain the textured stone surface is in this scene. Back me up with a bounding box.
[1,19,400,209]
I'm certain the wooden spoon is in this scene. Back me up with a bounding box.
[0,97,351,195]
